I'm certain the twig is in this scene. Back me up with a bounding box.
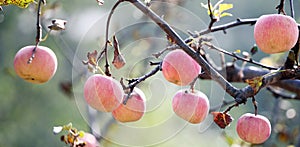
[197,18,257,36]
[252,97,257,115]
[289,0,295,18]
[209,100,236,112]
[28,0,44,64]
[276,0,286,15]
[122,64,161,104]
[207,0,217,30]
[97,0,124,76]
[223,102,239,114]
[203,42,277,70]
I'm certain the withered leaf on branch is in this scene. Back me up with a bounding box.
[82,50,99,73]
[0,0,35,8]
[48,19,67,31]
[245,76,263,94]
[211,112,233,129]
[112,35,126,69]
[145,0,151,7]
[96,0,104,5]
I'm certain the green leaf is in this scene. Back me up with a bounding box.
[218,3,233,13]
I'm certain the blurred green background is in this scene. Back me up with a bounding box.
[1,0,300,146]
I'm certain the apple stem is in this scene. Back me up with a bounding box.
[223,102,239,114]
[190,76,199,93]
[28,0,44,64]
[289,0,295,18]
[97,0,125,77]
[276,0,286,15]
[252,97,258,116]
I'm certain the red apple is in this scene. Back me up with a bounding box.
[172,89,209,124]
[112,87,146,122]
[13,45,57,84]
[162,49,201,86]
[254,14,299,54]
[236,113,271,144]
[84,74,124,112]
[78,133,99,147]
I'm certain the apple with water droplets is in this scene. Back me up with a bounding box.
[112,87,146,122]
[162,49,201,86]
[84,74,124,112]
[13,45,57,84]
[236,113,271,144]
[172,89,209,124]
[254,14,299,54]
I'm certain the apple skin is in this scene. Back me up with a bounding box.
[236,113,271,144]
[78,133,99,147]
[112,87,146,122]
[162,49,201,86]
[254,14,299,54]
[13,45,57,84]
[84,74,124,112]
[172,89,209,124]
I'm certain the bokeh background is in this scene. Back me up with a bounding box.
[0,0,300,146]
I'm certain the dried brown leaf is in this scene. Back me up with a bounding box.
[212,112,233,129]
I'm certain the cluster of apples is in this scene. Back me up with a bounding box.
[84,74,146,123]
[160,14,297,144]
[12,13,298,145]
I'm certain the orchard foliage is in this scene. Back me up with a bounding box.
[3,0,300,146]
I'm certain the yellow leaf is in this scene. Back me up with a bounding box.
[78,131,85,138]
[245,76,263,94]
[220,12,233,18]
[0,0,35,8]
[234,49,241,53]
[218,3,233,13]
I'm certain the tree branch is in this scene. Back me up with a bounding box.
[97,0,125,76]
[125,0,241,100]
[289,0,295,18]
[197,18,257,36]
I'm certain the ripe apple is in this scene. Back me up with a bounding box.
[162,49,201,86]
[236,113,271,144]
[172,89,209,124]
[78,133,99,147]
[13,45,57,84]
[254,14,299,54]
[112,87,146,122]
[84,74,124,112]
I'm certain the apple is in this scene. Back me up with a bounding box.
[172,89,209,124]
[84,74,124,112]
[78,133,99,147]
[162,49,201,86]
[254,14,299,54]
[112,87,146,122]
[13,45,57,84]
[236,113,271,144]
